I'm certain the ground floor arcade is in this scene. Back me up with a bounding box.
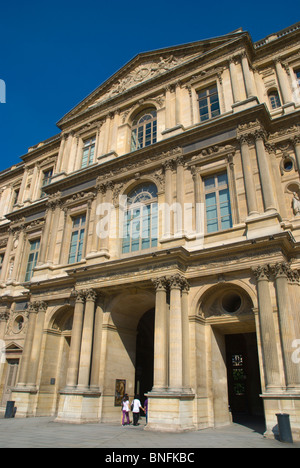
[0,252,300,440]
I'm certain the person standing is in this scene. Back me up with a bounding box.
[121,394,130,426]
[144,398,148,424]
[131,395,144,426]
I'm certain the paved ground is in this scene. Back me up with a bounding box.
[0,416,299,449]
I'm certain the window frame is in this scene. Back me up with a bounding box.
[68,213,87,264]
[197,84,221,122]
[131,108,157,152]
[122,183,158,254]
[203,172,233,234]
[40,167,54,198]
[24,239,40,283]
[81,136,96,169]
[268,89,281,110]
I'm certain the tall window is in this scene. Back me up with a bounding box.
[25,239,40,282]
[268,90,281,109]
[204,173,232,233]
[68,214,86,264]
[12,189,19,208]
[81,137,96,168]
[122,183,158,253]
[198,85,220,122]
[131,109,157,151]
[41,168,53,198]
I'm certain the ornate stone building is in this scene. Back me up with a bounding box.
[0,23,300,439]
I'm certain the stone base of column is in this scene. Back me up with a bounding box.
[11,387,38,418]
[232,96,259,112]
[245,211,282,240]
[145,390,196,433]
[55,389,101,424]
[262,392,300,442]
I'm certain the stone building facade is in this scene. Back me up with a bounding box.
[0,23,300,439]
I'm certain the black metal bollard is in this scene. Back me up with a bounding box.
[276,413,293,443]
[4,401,16,419]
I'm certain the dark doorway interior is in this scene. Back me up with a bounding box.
[135,308,155,406]
[226,333,265,432]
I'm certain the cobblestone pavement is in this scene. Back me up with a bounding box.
[0,416,299,449]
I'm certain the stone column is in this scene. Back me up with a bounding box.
[152,277,169,391]
[238,135,259,216]
[77,289,97,390]
[100,182,114,256]
[55,134,67,174]
[16,166,29,206]
[65,291,85,389]
[26,301,47,389]
[90,183,106,254]
[175,156,185,236]
[0,229,14,284]
[191,167,202,235]
[46,200,62,264]
[274,59,291,105]
[253,130,277,213]
[169,274,183,391]
[292,136,300,173]
[10,227,26,283]
[241,52,255,98]
[0,309,9,340]
[252,265,282,391]
[181,278,191,390]
[229,57,240,103]
[90,295,104,390]
[163,160,174,238]
[272,262,300,387]
[16,303,38,387]
[38,205,53,265]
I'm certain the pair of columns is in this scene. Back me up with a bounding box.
[253,262,300,391]
[152,274,191,393]
[238,130,277,217]
[65,289,102,392]
[16,301,47,390]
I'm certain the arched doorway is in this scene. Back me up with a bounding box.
[198,283,265,431]
[135,308,155,405]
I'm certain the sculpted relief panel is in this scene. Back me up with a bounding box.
[90,55,189,107]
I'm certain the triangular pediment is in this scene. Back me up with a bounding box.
[57,30,246,127]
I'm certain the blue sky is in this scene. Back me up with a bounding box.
[0,0,298,171]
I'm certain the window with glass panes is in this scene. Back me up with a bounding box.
[131,109,157,151]
[81,137,96,168]
[269,90,281,109]
[122,183,158,253]
[204,173,232,233]
[25,239,40,282]
[41,168,53,198]
[68,214,86,264]
[197,85,220,122]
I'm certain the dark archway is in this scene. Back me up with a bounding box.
[135,308,155,405]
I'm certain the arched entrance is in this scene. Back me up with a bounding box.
[135,308,155,405]
[198,283,265,430]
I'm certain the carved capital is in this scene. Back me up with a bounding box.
[85,289,97,302]
[252,265,270,281]
[152,276,168,292]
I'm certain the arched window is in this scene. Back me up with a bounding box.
[122,183,158,253]
[268,90,281,109]
[131,108,157,151]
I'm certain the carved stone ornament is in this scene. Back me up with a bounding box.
[92,55,186,106]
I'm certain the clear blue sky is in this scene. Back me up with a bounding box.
[0,0,298,171]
